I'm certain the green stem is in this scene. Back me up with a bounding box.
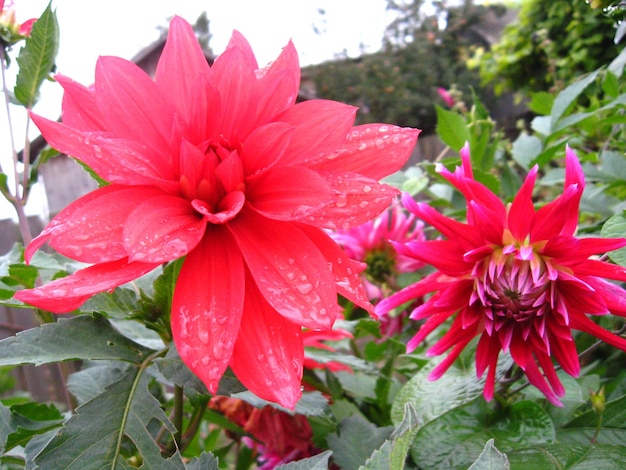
[173,385,184,447]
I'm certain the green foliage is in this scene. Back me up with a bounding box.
[14,2,58,107]
[307,1,499,133]
[474,0,621,95]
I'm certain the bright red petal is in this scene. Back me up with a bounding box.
[56,75,106,131]
[507,166,538,240]
[171,227,245,394]
[309,124,419,180]
[240,122,294,176]
[14,258,159,313]
[228,208,338,329]
[28,185,166,263]
[247,166,332,220]
[230,276,303,410]
[123,195,207,263]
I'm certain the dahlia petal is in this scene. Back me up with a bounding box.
[309,125,419,180]
[215,151,244,194]
[565,145,585,191]
[155,16,211,117]
[406,310,455,353]
[576,237,626,258]
[531,184,581,241]
[427,318,478,357]
[523,359,563,406]
[427,331,476,380]
[228,208,338,329]
[14,258,159,313]
[247,166,332,220]
[394,240,470,276]
[375,272,443,316]
[467,201,504,245]
[30,114,177,187]
[224,30,259,69]
[123,196,206,263]
[569,312,626,351]
[295,223,373,313]
[507,165,538,240]
[584,277,626,316]
[184,75,221,145]
[241,122,294,176]
[300,171,398,229]
[209,45,258,140]
[171,228,245,394]
[230,277,303,410]
[570,258,626,282]
[402,194,484,249]
[36,185,166,263]
[535,352,567,396]
[549,333,579,377]
[276,100,357,165]
[95,56,175,154]
[255,67,300,125]
[56,75,106,130]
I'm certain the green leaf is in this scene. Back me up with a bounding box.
[3,403,64,453]
[467,439,510,470]
[0,315,153,366]
[410,400,554,470]
[14,3,59,107]
[511,133,542,170]
[507,443,626,469]
[601,212,626,267]
[33,368,185,469]
[565,394,626,429]
[390,355,512,426]
[359,404,420,470]
[276,450,332,469]
[528,91,554,115]
[79,288,139,319]
[558,428,626,446]
[155,346,208,397]
[436,105,470,150]
[550,70,600,128]
[67,362,130,405]
[185,452,219,470]
[327,415,394,470]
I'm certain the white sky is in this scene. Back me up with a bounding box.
[1,0,395,220]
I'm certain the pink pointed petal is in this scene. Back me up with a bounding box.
[467,201,504,245]
[209,45,258,140]
[523,359,563,406]
[296,223,373,313]
[241,122,294,176]
[570,258,626,283]
[299,171,398,229]
[171,227,245,394]
[123,196,207,263]
[224,30,259,68]
[276,100,357,165]
[247,166,333,220]
[30,114,177,188]
[576,237,626,258]
[565,145,585,191]
[427,332,475,380]
[584,276,626,316]
[155,16,211,116]
[56,75,106,131]
[394,240,470,276]
[228,208,338,330]
[192,191,245,225]
[14,258,159,313]
[34,185,166,263]
[183,75,221,145]
[375,272,444,316]
[569,311,626,351]
[507,166,538,240]
[309,125,419,180]
[549,334,579,377]
[531,184,581,241]
[230,277,303,409]
[95,56,175,154]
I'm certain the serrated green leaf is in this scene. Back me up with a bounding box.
[67,362,130,405]
[436,105,470,150]
[234,390,330,418]
[33,368,184,469]
[410,400,554,470]
[467,439,510,470]
[511,134,542,170]
[601,213,626,267]
[507,443,626,469]
[14,3,59,107]
[390,355,512,426]
[185,452,219,470]
[79,288,139,319]
[327,415,393,470]
[0,315,153,366]
[359,404,420,470]
[3,403,64,453]
[155,346,208,397]
[276,450,332,469]
[0,402,13,451]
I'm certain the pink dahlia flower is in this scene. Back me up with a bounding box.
[14,17,419,408]
[330,205,426,300]
[376,143,626,406]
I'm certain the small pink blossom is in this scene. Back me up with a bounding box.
[376,143,626,406]
[437,87,455,107]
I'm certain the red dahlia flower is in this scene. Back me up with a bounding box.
[376,144,626,406]
[15,17,419,408]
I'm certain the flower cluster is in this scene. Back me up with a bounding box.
[376,144,626,405]
[0,0,35,46]
[14,16,419,409]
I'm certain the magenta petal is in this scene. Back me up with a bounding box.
[228,208,338,329]
[14,258,159,313]
[310,124,419,180]
[56,75,106,131]
[123,195,206,263]
[230,277,303,409]
[171,227,245,394]
[240,122,294,176]
[507,166,538,240]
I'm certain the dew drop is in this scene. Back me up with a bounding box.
[201,357,210,366]
[296,283,314,295]
[286,272,296,280]
[363,185,372,193]
[359,200,370,208]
